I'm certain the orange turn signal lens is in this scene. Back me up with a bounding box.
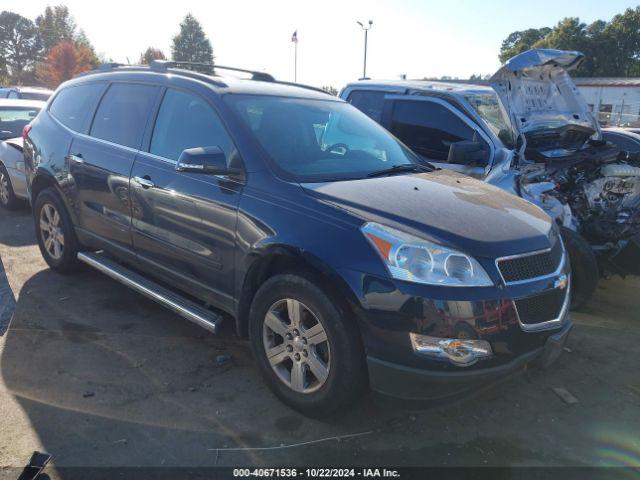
[366,233,393,260]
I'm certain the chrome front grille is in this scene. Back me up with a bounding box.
[497,238,564,284]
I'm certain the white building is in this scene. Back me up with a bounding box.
[573,77,640,128]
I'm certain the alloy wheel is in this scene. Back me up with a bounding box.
[39,203,65,260]
[262,298,331,394]
[0,172,9,205]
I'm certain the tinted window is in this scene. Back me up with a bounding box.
[0,107,41,138]
[150,89,234,161]
[347,90,386,122]
[225,95,421,182]
[8,91,19,99]
[20,91,51,101]
[390,100,488,163]
[50,83,104,132]
[91,83,158,149]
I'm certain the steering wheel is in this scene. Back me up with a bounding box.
[326,143,350,155]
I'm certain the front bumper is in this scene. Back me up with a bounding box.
[367,320,572,401]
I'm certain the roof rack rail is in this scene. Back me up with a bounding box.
[149,60,275,81]
[97,62,125,71]
[272,80,331,95]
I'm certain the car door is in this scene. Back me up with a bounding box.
[381,96,494,178]
[68,82,160,256]
[130,88,243,311]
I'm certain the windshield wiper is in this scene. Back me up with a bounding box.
[366,163,433,178]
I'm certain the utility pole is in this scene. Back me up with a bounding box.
[357,20,373,79]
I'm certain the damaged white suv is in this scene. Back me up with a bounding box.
[341,49,640,308]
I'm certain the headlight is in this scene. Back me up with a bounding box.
[410,333,493,366]
[362,222,493,287]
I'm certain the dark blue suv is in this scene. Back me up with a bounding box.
[23,62,572,414]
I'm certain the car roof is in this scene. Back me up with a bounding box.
[343,79,495,96]
[0,98,46,109]
[603,127,640,139]
[10,86,54,93]
[67,67,338,101]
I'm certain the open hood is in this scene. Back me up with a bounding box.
[490,49,601,156]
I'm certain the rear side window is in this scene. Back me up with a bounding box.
[346,90,386,122]
[390,100,488,162]
[150,89,234,161]
[49,83,104,132]
[90,83,158,149]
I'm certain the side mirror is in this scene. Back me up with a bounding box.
[176,146,238,175]
[447,140,488,166]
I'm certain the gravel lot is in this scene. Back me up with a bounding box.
[1,205,639,473]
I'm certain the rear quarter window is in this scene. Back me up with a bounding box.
[49,83,105,133]
[90,83,158,149]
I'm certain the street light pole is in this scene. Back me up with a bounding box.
[357,20,373,79]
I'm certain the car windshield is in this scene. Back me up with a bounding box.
[465,93,516,149]
[0,106,40,139]
[225,94,423,181]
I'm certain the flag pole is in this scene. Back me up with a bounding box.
[294,36,298,82]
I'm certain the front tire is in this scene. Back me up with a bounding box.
[560,226,599,310]
[249,273,366,416]
[0,165,20,210]
[34,188,81,273]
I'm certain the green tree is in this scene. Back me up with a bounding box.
[139,47,166,64]
[171,14,214,72]
[0,11,40,83]
[500,8,640,77]
[499,27,551,63]
[321,85,338,96]
[35,5,76,53]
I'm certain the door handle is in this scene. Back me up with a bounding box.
[66,154,84,164]
[133,176,155,189]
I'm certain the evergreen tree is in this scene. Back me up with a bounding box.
[35,5,76,54]
[171,14,214,72]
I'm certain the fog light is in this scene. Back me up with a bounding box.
[409,333,493,366]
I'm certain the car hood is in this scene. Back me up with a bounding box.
[302,170,553,258]
[490,49,601,155]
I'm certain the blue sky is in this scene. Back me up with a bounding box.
[3,0,637,88]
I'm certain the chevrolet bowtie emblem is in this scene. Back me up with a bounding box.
[554,275,568,290]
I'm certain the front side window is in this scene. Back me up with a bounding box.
[465,93,515,148]
[346,90,387,122]
[150,89,234,161]
[90,83,158,149]
[390,100,489,163]
[225,95,421,182]
[0,107,41,139]
[49,83,104,132]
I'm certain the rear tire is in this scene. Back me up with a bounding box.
[34,187,81,273]
[248,273,366,416]
[560,226,599,310]
[0,164,20,210]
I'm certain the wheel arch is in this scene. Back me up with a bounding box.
[235,245,362,339]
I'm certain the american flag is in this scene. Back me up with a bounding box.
[291,30,298,43]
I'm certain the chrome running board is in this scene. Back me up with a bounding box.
[77,252,222,334]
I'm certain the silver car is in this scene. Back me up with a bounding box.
[341,49,640,309]
[0,99,45,209]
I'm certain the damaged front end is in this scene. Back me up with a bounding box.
[491,49,640,277]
